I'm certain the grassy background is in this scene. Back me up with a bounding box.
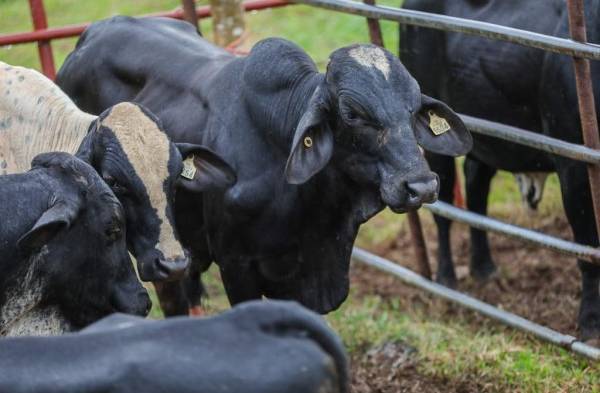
[1,0,597,391]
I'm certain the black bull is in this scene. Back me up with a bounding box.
[57,16,472,314]
[0,301,349,393]
[400,0,600,340]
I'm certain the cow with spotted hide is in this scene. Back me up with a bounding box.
[0,152,150,336]
[0,62,236,292]
[57,16,472,315]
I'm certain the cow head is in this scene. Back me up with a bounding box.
[285,44,471,213]
[77,103,236,282]
[16,152,150,331]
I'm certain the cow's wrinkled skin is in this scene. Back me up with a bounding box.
[1,62,236,282]
[57,16,472,314]
[0,152,149,336]
[400,0,600,340]
[0,300,348,393]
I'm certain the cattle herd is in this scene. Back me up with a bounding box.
[0,0,599,391]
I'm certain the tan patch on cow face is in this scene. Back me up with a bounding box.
[101,103,184,261]
[348,46,391,80]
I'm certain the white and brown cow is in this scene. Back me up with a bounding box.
[0,62,236,283]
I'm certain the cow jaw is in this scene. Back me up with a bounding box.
[0,247,70,336]
[100,103,185,262]
[2,306,70,337]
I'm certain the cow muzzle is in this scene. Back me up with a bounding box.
[111,288,152,317]
[381,172,439,213]
[138,254,190,282]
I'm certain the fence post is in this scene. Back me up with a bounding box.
[209,0,246,47]
[28,0,55,79]
[361,0,432,279]
[181,0,201,33]
[362,0,383,46]
[566,0,600,245]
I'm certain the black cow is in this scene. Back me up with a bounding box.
[0,152,149,336]
[400,0,600,339]
[57,16,472,314]
[0,300,348,393]
[1,62,236,282]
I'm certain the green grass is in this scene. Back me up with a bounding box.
[1,0,595,391]
[145,266,600,392]
[0,0,400,71]
[328,292,600,392]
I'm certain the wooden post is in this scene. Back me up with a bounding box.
[181,0,201,34]
[209,0,245,47]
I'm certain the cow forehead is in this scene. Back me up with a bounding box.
[348,46,390,80]
[100,103,184,259]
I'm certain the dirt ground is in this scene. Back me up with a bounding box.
[347,211,582,392]
[349,341,499,393]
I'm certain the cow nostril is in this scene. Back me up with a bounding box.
[405,177,438,203]
[404,181,419,199]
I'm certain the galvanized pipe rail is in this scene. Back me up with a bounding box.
[352,247,600,360]
[425,201,600,265]
[461,115,600,165]
[290,0,600,59]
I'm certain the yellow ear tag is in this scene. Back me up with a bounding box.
[181,155,197,180]
[303,136,313,148]
[428,110,451,136]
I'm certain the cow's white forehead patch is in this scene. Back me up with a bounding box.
[101,103,184,260]
[348,46,390,80]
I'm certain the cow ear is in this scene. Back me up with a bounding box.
[76,120,101,167]
[414,95,472,157]
[17,201,80,252]
[285,87,333,184]
[176,143,237,193]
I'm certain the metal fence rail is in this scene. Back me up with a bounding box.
[352,247,600,360]
[0,0,288,47]
[461,114,600,165]
[291,0,600,59]
[426,201,600,264]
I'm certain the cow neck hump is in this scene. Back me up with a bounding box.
[0,62,95,174]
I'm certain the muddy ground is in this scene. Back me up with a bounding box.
[347,211,581,392]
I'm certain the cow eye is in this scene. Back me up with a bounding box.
[103,175,116,186]
[105,226,122,242]
[103,175,128,196]
[341,105,362,125]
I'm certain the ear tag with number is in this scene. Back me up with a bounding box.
[181,155,197,180]
[428,110,451,136]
